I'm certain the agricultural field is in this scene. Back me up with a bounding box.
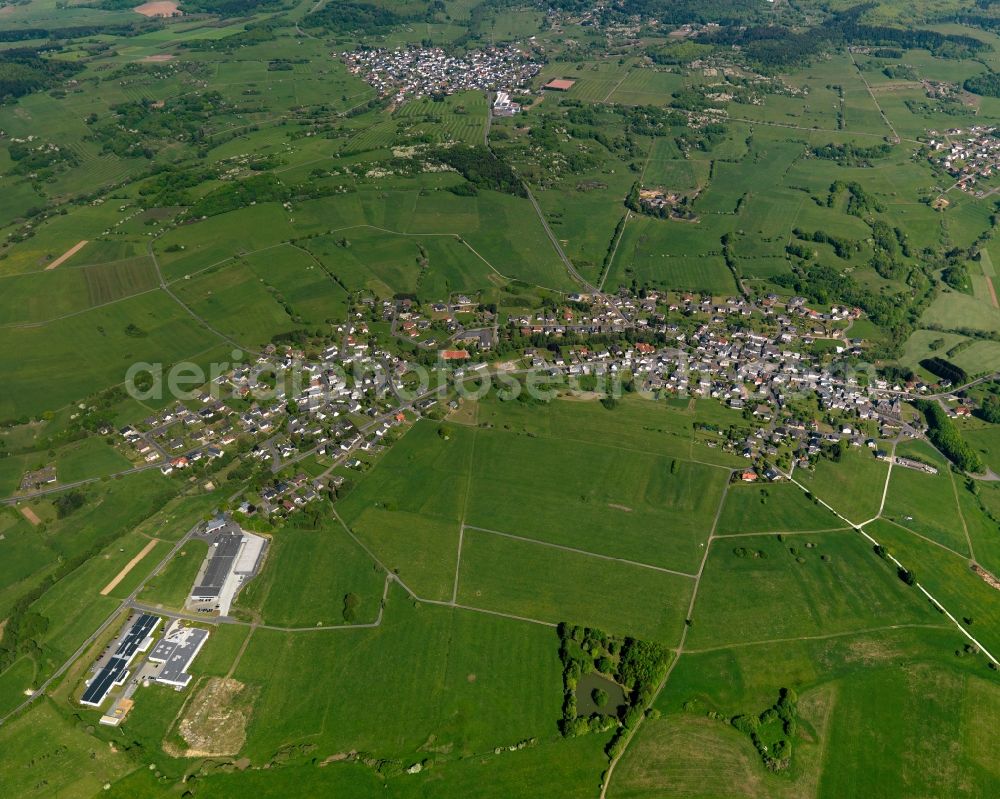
[685,530,936,649]
[5,1,1000,797]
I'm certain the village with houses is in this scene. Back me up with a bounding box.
[340,44,541,104]
[16,283,984,512]
[927,125,1000,196]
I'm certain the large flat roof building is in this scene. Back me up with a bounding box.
[191,529,244,601]
[81,614,160,707]
[189,519,267,616]
[147,622,209,689]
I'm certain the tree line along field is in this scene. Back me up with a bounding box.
[6,0,1000,796]
[5,388,1000,797]
[5,8,1000,424]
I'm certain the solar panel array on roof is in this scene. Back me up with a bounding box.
[192,532,244,600]
[81,614,159,707]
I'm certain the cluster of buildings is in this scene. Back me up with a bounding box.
[492,91,521,117]
[80,515,266,722]
[64,278,963,513]
[19,466,57,492]
[81,612,209,726]
[117,399,238,472]
[927,126,1000,195]
[340,45,540,103]
[109,322,415,517]
[504,290,943,469]
[384,294,496,353]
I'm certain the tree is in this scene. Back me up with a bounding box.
[979,394,1000,424]
[591,688,609,708]
[342,592,361,622]
[898,567,917,586]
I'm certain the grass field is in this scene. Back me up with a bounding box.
[618,626,1000,799]
[716,482,844,535]
[864,519,1000,657]
[0,701,132,798]
[882,440,972,556]
[465,428,727,572]
[233,586,562,761]
[793,448,890,525]
[237,523,385,627]
[336,422,473,601]
[457,527,693,642]
[138,537,209,609]
[686,531,935,649]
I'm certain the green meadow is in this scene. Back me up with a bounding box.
[3,3,1000,797]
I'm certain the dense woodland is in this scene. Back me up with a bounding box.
[0,49,82,100]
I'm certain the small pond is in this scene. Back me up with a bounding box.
[576,671,627,716]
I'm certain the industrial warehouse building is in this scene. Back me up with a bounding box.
[147,622,210,689]
[189,519,266,616]
[81,614,160,707]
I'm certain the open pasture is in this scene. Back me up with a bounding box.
[465,428,727,573]
[233,587,562,761]
[0,290,226,418]
[882,440,971,556]
[457,527,692,643]
[864,519,1000,658]
[686,530,934,649]
[716,482,843,535]
[336,421,473,601]
[792,448,889,525]
[236,522,384,628]
[622,626,1000,799]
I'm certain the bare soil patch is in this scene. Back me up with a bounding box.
[134,0,181,17]
[175,677,256,757]
[985,276,999,310]
[142,54,176,62]
[19,507,41,526]
[972,562,1000,590]
[319,752,354,766]
[100,538,159,596]
[608,503,633,512]
[45,240,88,271]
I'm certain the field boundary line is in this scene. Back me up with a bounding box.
[225,624,258,679]
[600,474,733,799]
[463,524,697,578]
[336,223,568,293]
[946,465,976,561]
[418,597,558,628]
[602,68,633,103]
[1,286,162,329]
[330,506,421,600]
[682,622,955,655]
[713,526,851,539]
[849,49,900,141]
[452,430,477,603]
[878,516,971,561]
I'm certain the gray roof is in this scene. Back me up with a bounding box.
[192,530,244,599]
[149,627,209,687]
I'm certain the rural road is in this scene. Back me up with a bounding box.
[0,524,198,728]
